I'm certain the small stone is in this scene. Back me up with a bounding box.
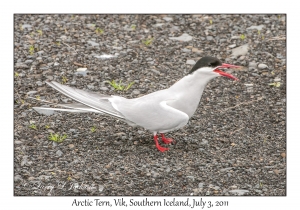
[231,44,249,57]
[87,40,99,47]
[206,36,213,41]
[192,48,203,54]
[228,44,236,48]
[25,60,33,64]
[249,62,257,67]
[36,81,43,86]
[163,17,173,22]
[150,69,160,75]
[281,152,286,158]
[229,189,249,195]
[182,48,191,53]
[100,87,109,91]
[27,91,38,95]
[198,183,204,188]
[98,185,104,192]
[87,85,94,90]
[77,68,87,72]
[247,25,265,30]
[169,33,193,42]
[68,144,75,149]
[132,90,140,95]
[274,78,281,82]
[186,60,196,65]
[258,64,268,69]
[56,150,63,157]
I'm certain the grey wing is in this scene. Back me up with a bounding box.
[46,81,124,119]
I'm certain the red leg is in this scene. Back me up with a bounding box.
[161,133,175,144]
[153,135,169,152]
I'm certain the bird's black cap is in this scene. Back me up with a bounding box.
[189,56,222,74]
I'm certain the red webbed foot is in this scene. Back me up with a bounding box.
[161,133,176,145]
[153,135,169,152]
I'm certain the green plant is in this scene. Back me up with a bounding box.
[62,76,68,84]
[108,80,135,91]
[14,72,19,78]
[36,95,40,100]
[36,30,43,36]
[95,27,104,35]
[131,24,136,30]
[29,123,37,130]
[55,41,61,46]
[257,30,261,35]
[90,126,97,133]
[48,133,67,143]
[67,176,72,181]
[142,38,154,46]
[269,82,281,87]
[209,19,213,25]
[45,125,50,129]
[29,45,35,55]
[240,34,246,40]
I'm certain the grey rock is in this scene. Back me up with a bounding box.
[258,64,268,69]
[186,60,196,65]
[229,189,249,195]
[27,91,38,95]
[163,17,173,22]
[132,90,140,95]
[198,183,204,188]
[25,60,33,64]
[249,62,257,67]
[169,33,193,42]
[87,85,94,90]
[87,40,99,47]
[231,44,249,57]
[228,44,236,48]
[22,24,32,29]
[36,81,43,86]
[100,87,109,91]
[150,69,160,75]
[98,185,104,192]
[56,150,63,157]
[206,36,213,41]
[32,107,55,116]
[14,175,23,182]
[247,25,265,30]
[182,48,191,53]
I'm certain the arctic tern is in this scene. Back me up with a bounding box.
[33,56,240,152]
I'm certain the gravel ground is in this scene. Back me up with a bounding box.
[14,14,286,196]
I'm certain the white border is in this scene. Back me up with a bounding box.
[2,0,297,209]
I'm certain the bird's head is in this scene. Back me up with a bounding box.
[189,56,240,80]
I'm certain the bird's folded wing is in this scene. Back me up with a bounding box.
[46,81,125,119]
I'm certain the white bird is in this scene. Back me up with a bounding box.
[33,56,240,152]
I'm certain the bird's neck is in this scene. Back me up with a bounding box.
[170,71,216,93]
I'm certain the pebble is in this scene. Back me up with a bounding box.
[27,91,38,95]
[169,33,193,42]
[87,40,99,47]
[132,90,140,95]
[186,60,196,65]
[100,87,109,91]
[258,64,268,69]
[231,44,249,57]
[229,189,249,195]
[36,81,43,86]
[56,150,63,157]
[163,17,173,22]
[247,25,265,30]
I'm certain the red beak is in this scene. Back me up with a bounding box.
[213,63,240,80]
